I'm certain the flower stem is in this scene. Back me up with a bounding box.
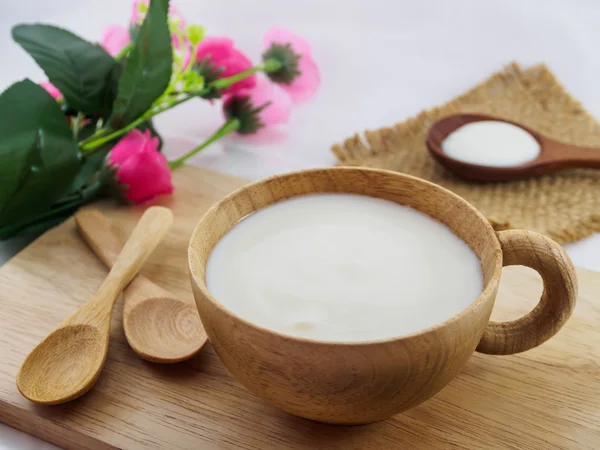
[262,58,282,73]
[168,118,240,169]
[210,59,282,90]
[81,117,145,151]
[80,93,200,152]
[72,112,84,138]
[114,42,134,62]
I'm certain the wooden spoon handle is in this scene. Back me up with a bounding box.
[75,210,125,268]
[96,207,173,299]
[543,140,600,169]
[476,230,577,355]
[76,209,166,302]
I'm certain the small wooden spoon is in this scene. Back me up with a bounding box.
[75,209,207,363]
[426,113,600,182]
[16,206,173,405]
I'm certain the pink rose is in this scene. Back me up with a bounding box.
[107,129,174,204]
[195,37,256,94]
[263,28,320,103]
[101,25,131,57]
[223,77,292,133]
[40,81,62,100]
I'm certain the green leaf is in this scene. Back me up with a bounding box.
[0,79,80,227]
[101,61,124,121]
[0,203,77,240]
[0,180,103,240]
[71,145,111,192]
[109,0,172,129]
[69,123,114,193]
[12,24,117,116]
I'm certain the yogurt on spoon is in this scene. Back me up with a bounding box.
[441,120,541,167]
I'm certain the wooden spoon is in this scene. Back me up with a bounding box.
[16,206,173,405]
[426,113,600,182]
[75,209,207,363]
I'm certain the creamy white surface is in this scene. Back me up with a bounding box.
[442,121,541,167]
[206,194,483,341]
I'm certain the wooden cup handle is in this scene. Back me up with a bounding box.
[476,230,578,355]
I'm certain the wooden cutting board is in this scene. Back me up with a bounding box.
[0,165,599,450]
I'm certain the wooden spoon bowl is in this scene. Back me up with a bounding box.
[124,297,205,362]
[426,113,600,182]
[17,325,105,404]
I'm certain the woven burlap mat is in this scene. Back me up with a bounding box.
[331,62,600,243]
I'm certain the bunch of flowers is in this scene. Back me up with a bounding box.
[0,0,319,239]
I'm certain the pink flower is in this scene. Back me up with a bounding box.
[101,25,131,57]
[223,77,292,133]
[130,0,149,24]
[107,129,173,204]
[40,82,62,100]
[263,28,312,57]
[195,37,256,94]
[263,28,320,103]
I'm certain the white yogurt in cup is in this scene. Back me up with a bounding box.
[206,193,483,342]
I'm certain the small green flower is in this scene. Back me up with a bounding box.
[186,25,205,46]
[262,43,301,85]
[183,71,204,92]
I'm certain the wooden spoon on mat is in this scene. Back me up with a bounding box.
[16,206,173,405]
[426,113,600,182]
[75,209,207,363]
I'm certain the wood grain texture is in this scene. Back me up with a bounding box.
[0,166,597,449]
[188,167,577,424]
[426,113,600,181]
[75,210,207,363]
[15,207,173,405]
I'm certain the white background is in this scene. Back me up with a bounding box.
[1,0,599,448]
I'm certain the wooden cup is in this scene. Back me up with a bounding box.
[188,167,577,424]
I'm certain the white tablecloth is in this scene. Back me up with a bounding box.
[2,0,600,447]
